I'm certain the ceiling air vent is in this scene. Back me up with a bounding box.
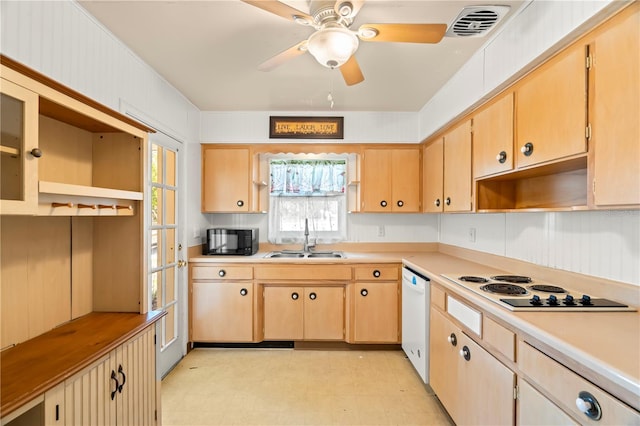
[446,5,510,38]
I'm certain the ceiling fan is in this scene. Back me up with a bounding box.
[241,0,448,86]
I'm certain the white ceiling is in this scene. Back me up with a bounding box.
[79,0,524,112]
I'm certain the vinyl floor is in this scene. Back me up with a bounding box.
[161,348,453,425]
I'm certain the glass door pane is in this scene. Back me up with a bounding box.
[148,137,183,376]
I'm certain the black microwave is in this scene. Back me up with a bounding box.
[203,228,259,256]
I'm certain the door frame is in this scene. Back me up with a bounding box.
[122,104,188,378]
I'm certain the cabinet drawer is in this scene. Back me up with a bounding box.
[192,265,253,280]
[354,265,399,281]
[483,316,515,362]
[431,285,446,311]
[255,265,351,281]
[447,295,481,336]
[518,341,639,424]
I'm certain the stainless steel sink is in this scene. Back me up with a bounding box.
[264,251,345,259]
[265,252,305,258]
[306,252,344,258]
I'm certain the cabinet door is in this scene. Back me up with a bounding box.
[473,92,514,178]
[64,355,114,425]
[201,147,250,212]
[443,120,472,212]
[116,326,156,426]
[518,378,578,426]
[353,282,398,343]
[429,308,462,423]
[304,287,344,340]
[191,281,254,342]
[592,3,640,206]
[362,148,391,212]
[457,331,515,425]
[391,149,421,212]
[0,78,39,215]
[423,139,444,212]
[516,43,587,168]
[263,286,304,340]
[44,383,65,425]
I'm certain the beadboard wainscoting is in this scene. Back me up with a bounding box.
[440,211,640,286]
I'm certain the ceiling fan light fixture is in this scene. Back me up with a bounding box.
[336,2,353,17]
[307,26,359,69]
[358,27,378,40]
[293,14,312,25]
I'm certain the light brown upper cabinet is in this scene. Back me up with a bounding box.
[515,42,588,168]
[361,147,421,212]
[423,121,472,213]
[444,120,473,212]
[201,146,251,212]
[472,92,514,178]
[591,2,639,206]
[423,139,444,212]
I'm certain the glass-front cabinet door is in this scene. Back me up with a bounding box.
[0,78,39,215]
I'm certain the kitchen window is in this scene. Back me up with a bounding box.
[267,155,349,244]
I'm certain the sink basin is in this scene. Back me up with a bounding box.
[306,252,344,258]
[264,251,345,259]
[265,252,305,258]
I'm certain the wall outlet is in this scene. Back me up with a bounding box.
[192,227,201,239]
[378,225,385,237]
[468,227,476,242]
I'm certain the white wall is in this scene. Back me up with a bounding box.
[201,111,419,143]
[441,211,640,286]
[203,213,439,246]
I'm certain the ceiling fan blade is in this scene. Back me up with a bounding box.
[258,41,308,71]
[359,23,447,43]
[340,56,364,86]
[334,0,365,19]
[241,1,313,24]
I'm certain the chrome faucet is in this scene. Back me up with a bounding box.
[303,218,314,253]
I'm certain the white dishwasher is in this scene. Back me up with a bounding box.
[401,266,430,384]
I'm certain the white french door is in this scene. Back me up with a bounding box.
[148,133,185,376]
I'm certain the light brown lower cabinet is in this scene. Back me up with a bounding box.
[430,308,515,425]
[351,282,399,343]
[191,281,254,342]
[518,340,640,425]
[263,286,344,341]
[518,378,578,425]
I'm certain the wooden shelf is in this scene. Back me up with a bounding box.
[0,145,20,156]
[37,181,142,216]
[39,181,143,200]
[475,156,588,211]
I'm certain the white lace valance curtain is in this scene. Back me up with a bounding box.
[270,159,346,196]
[267,157,348,244]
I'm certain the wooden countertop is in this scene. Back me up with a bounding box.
[1,311,165,418]
[190,246,640,411]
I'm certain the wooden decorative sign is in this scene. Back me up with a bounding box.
[269,116,344,139]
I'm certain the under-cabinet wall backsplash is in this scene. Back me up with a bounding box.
[441,210,640,287]
[207,210,640,286]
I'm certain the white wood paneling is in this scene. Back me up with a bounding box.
[200,111,419,143]
[440,213,506,256]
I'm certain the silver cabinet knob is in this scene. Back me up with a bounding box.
[575,391,602,420]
